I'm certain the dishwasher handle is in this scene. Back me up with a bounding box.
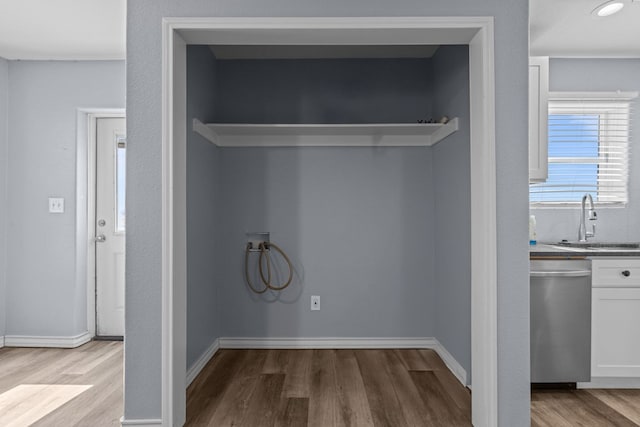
[530,270,591,278]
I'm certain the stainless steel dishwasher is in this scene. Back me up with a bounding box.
[530,259,592,383]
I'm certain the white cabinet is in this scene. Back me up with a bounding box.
[591,258,640,378]
[592,258,640,287]
[529,57,549,183]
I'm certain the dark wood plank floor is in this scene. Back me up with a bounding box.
[531,388,640,426]
[0,340,123,426]
[185,348,471,426]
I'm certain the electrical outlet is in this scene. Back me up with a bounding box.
[48,197,65,213]
[311,295,320,311]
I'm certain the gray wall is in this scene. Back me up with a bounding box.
[431,45,472,383]
[532,58,640,243]
[186,51,472,376]
[186,46,222,369]
[213,56,435,339]
[0,57,7,339]
[192,53,440,397]
[126,1,530,424]
[6,61,125,336]
[218,146,436,338]
[214,58,432,123]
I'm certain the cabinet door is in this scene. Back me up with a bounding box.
[529,57,549,182]
[592,287,640,377]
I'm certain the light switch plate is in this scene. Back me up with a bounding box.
[48,197,64,213]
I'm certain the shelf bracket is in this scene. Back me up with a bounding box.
[428,117,459,146]
[193,118,220,146]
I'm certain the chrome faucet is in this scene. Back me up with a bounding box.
[578,193,597,242]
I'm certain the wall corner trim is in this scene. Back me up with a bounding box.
[186,338,220,387]
[3,331,91,348]
[120,417,163,427]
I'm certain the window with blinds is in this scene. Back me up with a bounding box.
[530,92,635,206]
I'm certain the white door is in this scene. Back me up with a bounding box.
[96,117,126,337]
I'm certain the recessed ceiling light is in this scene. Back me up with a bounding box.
[592,1,625,17]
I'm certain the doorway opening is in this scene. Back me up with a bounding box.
[162,17,497,427]
[80,111,126,339]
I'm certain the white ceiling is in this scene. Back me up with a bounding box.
[0,0,126,60]
[530,0,640,57]
[0,0,638,60]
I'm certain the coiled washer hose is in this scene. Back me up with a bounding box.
[244,242,293,293]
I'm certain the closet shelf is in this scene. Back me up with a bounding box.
[192,118,459,147]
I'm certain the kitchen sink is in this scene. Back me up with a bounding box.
[554,241,640,251]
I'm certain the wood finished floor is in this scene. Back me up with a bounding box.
[4,342,640,426]
[532,388,640,427]
[0,340,123,426]
[185,348,472,427]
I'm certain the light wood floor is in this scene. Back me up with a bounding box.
[185,348,472,426]
[7,342,640,426]
[0,340,123,426]
[532,388,640,426]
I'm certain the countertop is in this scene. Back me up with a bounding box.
[530,243,640,258]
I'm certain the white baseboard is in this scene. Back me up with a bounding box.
[4,331,92,348]
[186,338,220,387]
[220,336,438,349]
[120,417,162,426]
[218,337,467,386]
[0,336,4,348]
[578,377,640,389]
[431,340,468,386]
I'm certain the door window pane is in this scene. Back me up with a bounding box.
[116,136,126,233]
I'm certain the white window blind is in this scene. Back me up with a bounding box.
[530,92,636,206]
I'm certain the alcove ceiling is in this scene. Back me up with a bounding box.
[208,45,440,59]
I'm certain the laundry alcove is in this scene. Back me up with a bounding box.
[185,40,472,391]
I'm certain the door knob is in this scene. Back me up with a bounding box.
[95,234,106,243]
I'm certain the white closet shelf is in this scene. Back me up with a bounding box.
[192,118,459,147]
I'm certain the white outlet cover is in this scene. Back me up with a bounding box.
[48,197,65,213]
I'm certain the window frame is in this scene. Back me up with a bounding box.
[530,91,636,208]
